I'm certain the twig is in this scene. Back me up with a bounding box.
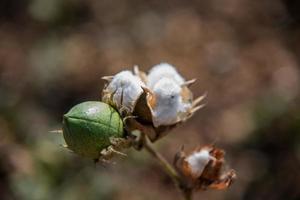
[143,139,193,200]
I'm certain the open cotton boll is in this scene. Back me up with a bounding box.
[151,77,184,127]
[185,149,212,178]
[147,63,185,89]
[175,146,236,190]
[105,70,145,112]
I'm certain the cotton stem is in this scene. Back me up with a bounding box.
[143,139,193,200]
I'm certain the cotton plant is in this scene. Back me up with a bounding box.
[57,63,235,200]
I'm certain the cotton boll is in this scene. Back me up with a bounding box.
[104,70,145,113]
[185,149,212,178]
[175,146,236,190]
[151,77,183,127]
[147,63,204,126]
[100,64,205,143]
[147,63,185,89]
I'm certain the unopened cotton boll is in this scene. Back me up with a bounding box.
[147,63,185,89]
[185,149,212,178]
[104,71,145,112]
[151,77,184,127]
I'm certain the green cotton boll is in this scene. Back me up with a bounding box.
[62,101,124,159]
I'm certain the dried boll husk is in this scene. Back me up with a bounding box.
[102,70,146,114]
[174,146,236,191]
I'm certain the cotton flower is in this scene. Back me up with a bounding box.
[102,70,145,113]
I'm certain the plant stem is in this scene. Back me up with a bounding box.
[182,188,193,200]
[143,139,193,200]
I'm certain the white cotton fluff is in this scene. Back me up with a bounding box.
[185,149,212,178]
[179,97,193,114]
[147,63,185,89]
[106,70,145,112]
[151,77,185,127]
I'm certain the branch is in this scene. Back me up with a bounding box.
[143,139,193,200]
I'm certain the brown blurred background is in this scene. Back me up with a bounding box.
[1,0,300,199]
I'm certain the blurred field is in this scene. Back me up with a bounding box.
[1,0,300,199]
